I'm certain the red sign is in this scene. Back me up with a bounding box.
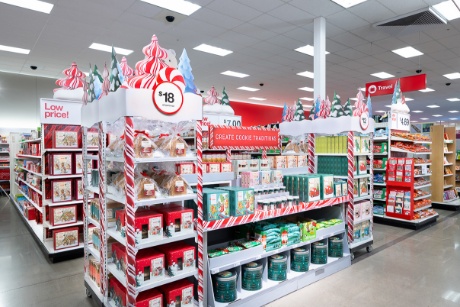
[365,74,426,97]
[209,125,280,150]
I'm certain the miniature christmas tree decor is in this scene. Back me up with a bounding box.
[101,63,110,98]
[293,99,306,121]
[178,48,198,94]
[366,95,372,116]
[92,64,103,100]
[88,65,96,102]
[330,92,344,118]
[308,103,316,120]
[109,46,122,92]
[343,99,352,116]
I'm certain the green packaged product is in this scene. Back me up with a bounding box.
[226,246,243,253]
[238,240,261,249]
[216,187,255,216]
[203,188,230,221]
[208,249,228,258]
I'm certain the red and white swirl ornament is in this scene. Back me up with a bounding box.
[154,67,185,92]
[54,62,86,91]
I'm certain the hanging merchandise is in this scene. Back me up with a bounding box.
[109,46,123,92]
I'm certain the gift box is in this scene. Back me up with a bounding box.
[111,242,127,273]
[49,153,73,175]
[361,201,372,220]
[203,188,230,221]
[259,171,271,185]
[341,181,347,197]
[240,171,259,188]
[297,155,307,167]
[361,136,370,153]
[320,175,335,199]
[271,170,283,185]
[207,162,221,173]
[109,277,126,307]
[136,289,163,307]
[353,136,361,153]
[334,182,342,197]
[86,132,99,149]
[274,156,287,169]
[53,130,79,148]
[353,179,360,197]
[134,210,163,242]
[232,160,249,174]
[116,209,126,237]
[248,159,260,171]
[53,227,79,251]
[217,187,255,216]
[50,205,77,226]
[286,156,297,168]
[221,162,232,172]
[357,156,367,175]
[160,279,194,307]
[259,159,270,171]
[75,179,93,200]
[74,154,84,174]
[155,206,194,237]
[176,162,195,175]
[359,178,369,196]
[135,249,165,286]
[354,202,362,223]
[299,219,316,241]
[107,202,125,225]
[157,243,196,276]
[51,180,73,203]
[299,175,321,202]
[25,206,36,220]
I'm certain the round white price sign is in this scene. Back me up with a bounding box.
[153,82,184,115]
[360,112,370,130]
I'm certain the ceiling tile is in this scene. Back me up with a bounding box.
[330,32,368,48]
[234,0,284,13]
[207,1,263,22]
[268,4,314,24]
[327,10,368,32]
[191,7,242,30]
[290,0,344,17]
[249,14,297,34]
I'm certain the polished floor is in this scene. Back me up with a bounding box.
[1,195,459,307]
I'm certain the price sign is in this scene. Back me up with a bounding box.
[153,82,184,115]
[219,115,242,127]
[421,164,428,175]
[390,112,410,132]
[359,112,370,130]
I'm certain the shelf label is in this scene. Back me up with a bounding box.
[390,112,410,132]
[421,164,428,175]
[153,82,184,115]
[209,126,280,150]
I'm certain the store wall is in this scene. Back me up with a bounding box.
[0,71,55,129]
[231,101,309,126]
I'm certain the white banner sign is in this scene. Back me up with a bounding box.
[40,99,82,125]
[390,112,410,132]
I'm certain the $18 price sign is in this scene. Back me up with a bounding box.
[153,82,184,115]
[390,112,410,132]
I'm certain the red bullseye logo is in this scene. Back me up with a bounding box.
[368,85,377,94]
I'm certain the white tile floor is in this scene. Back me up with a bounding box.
[2,195,460,307]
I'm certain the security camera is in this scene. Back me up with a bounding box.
[416,69,422,74]
[30,65,37,70]
[165,15,175,22]
[200,90,204,93]
[446,82,451,86]
[259,83,264,86]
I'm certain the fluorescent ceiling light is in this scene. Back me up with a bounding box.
[371,72,395,79]
[419,88,435,92]
[427,105,440,108]
[249,97,266,101]
[221,71,249,78]
[447,98,460,102]
[141,0,201,16]
[359,87,366,92]
[298,86,314,92]
[385,105,392,108]
[433,114,443,117]
[392,46,423,58]
[405,97,414,101]
[0,0,53,14]
[299,97,314,101]
[238,86,259,92]
[89,43,133,55]
[350,98,358,101]
[412,121,418,122]
[449,110,459,113]
[432,1,460,21]
[412,110,423,113]
[376,110,386,113]
[295,45,330,56]
[297,71,314,78]
[193,44,232,56]
[450,118,458,120]
[0,44,30,54]
[420,118,429,120]
[443,72,460,80]
[331,0,367,8]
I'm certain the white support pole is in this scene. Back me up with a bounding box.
[314,16,326,101]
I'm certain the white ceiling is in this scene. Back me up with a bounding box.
[1,0,460,122]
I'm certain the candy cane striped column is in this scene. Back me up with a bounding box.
[262,149,267,160]
[347,131,355,243]
[307,133,315,173]
[124,117,137,306]
[82,127,89,276]
[98,123,108,297]
[369,132,374,238]
[226,149,232,162]
[196,120,204,305]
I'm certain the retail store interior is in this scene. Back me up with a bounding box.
[1,0,460,306]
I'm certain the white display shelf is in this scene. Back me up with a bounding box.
[443,197,460,203]
[391,148,431,155]
[349,237,373,250]
[390,136,432,145]
[414,184,431,189]
[0,166,9,169]
[84,275,103,303]
[16,154,41,159]
[20,138,41,144]
[374,168,386,171]
[354,215,372,224]
[87,186,99,195]
[444,185,454,189]
[445,163,454,166]
[16,187,43,213]
[414,173,432,178]
[84,155,98,161]
[44,199,83,207]
[414,194,431,201]
[87,217,100,228]
[182,173,235,185]
[107,227,125,245]
[276,167,310,176]
[373,152,388,156]
[44,148,86,153]
[444,174,454,177]
[87,244,100,261]
[19,167,42,177]
[17,178,42,195]
[355,195,372,202]
[107,193,197,209]
[445,151,454,154]
[379,213,438,224]
[315,153,347,156]
[45,174,83,179]
[415,163,432,167]
[106,156,197,163]
[108,263,197,293]
[414,204,432,212]
[444,140,454,144]
[373,198,385,202]
[335,174,370,180]
[354,152,371,156]
[43,239,84,255]
[373,182,386,186]
[43,220,84,230]
[12,198,43,238]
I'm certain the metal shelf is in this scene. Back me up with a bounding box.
[373,182,386,186]
[414,184,431,189]
[19,167,42,177]
[19,138,41,144]
[373,152,388,155]
[414,204,432,212]
[355,195,372,202]
[373,136,388,141]
[87,217,100,228]
[16,187,43,213]
[16,154,41,159]
[43,220,84,230]
[414,173,432,178]
[43,199,83,207]
[87,244,100,261]
[391,148,431,155]
[415,163,431,167]
[17,178,42,195]
[106,156,197,163]
[106,193,197,209]
[414,194,431,201]
[45,174,83,179]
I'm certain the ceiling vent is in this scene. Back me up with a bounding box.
[374,7,447,36]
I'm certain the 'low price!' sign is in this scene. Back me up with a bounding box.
[209,125,280,150]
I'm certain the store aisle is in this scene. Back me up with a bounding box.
[2,194,460,307]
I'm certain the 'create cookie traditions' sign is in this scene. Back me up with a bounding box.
[40,99,82,125]
[209,125,280,150]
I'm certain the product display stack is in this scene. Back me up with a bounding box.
[0,134,10,195]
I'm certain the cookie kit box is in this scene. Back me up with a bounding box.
[51,180,73,203]
[203,188,230,221]
[357,156,367,175]
[240,171,259,188]
[157,243,196,276]
[53,226,79,251]
[135,249,165,286]
[320,174,335,199]
[50,205,77,226]
[134,210,163,243]
[111,242,127,274]
[160,279,194,307]
[155,206,194,237]
[217,186,255,216]
[48,153,73,175]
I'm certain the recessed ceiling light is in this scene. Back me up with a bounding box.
[427,105,440,108]
[447,98,460,102]
[193,44,232,56]
[450,118,458,120]
[238,86,259,92]
[405,97,414,101]
[295,45,330,56]
[359,87,366,92]
[443,72,460,80]
[420,118,429,120]
[412,120,418,122]
[299,97,314,101]
[392,46,423,58]
[449,110,459,113]
[419,88,435,92]
[432,1,460,21]
[140,0,201,15]
[221,71,249,78]
[0,0,53,14]
[385,105,392,108]
[89,43,133,55]
[433,114,443,117]
[331,0,367,8]
[0,44,30,54]
[298,86,314,92]
[297,71,314,78]
[376,110,386,113]
[412,110,423,113]
[248,97,266,101]
[371,72,395,79]
[350,98,358,101]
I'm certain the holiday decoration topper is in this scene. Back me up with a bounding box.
[109,46,123,92]
[390,80,410,114]
[220,87,235,115]
[329,92,344,118]
[352,90,368,117]
[178,49,198,95]
[53,62,86,101]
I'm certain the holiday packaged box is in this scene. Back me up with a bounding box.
[221,162,232,172]
[354,202,362,223]
[203,188,230,221]
[341,181,347,196]
[86,132,99,149]
[175,162,195,175]
[232,160,249,174]
[75,179,94,200]
[353,179,360,197]
[53,226,79,251]
[107,202,124,225]
[116,209,126,237]
[135,249,165,286]
[111,242,127,273]
[271,170,283,185]
[160,279,194,307]
[134,210,163,243]
[25,206,36,220]
[51,180,73,203]
[357,156,367,175]
[297,155,307,167]
[266,156,275,169]
[136,289,163,307]
[361,136,370,153]
[320,174,335,199]
[273,156,287,169]
[259,171,271,185]
[240,171,259,188]
[353,136,361,153]
[361,201,372,220]
[248,159,260,171]
[50,205,77,226]
[359,178,369,196]
[53,130,79,148]
[156,206,194,237]
[286,156,297,168]
[109,277,126,307]
[157,243,196,276]
[74,153,84,174]
[353,157,357,175]
[207,162,221,173]
[49,153,73,175]
[299,219,317,241]
[299,175,321,202]
[259,159,270,171]
[217,186,255,216]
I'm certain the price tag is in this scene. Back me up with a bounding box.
[359,112,370,130]
[219,115,242,127]
[153,82,184,115]
[421,164,428,175]
[390,112,410,132]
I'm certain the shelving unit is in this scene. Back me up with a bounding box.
[0,138,10,196]
[430,125,460,209]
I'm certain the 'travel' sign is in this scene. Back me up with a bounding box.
[209,125,280,150]
[366,74,426,96]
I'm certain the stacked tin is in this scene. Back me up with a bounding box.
[242,261,263,291]
[268,254,287,281]
[311,242,328,264]
[328,236,343,258]
[213,270,237,303]
[290,247,310,272]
